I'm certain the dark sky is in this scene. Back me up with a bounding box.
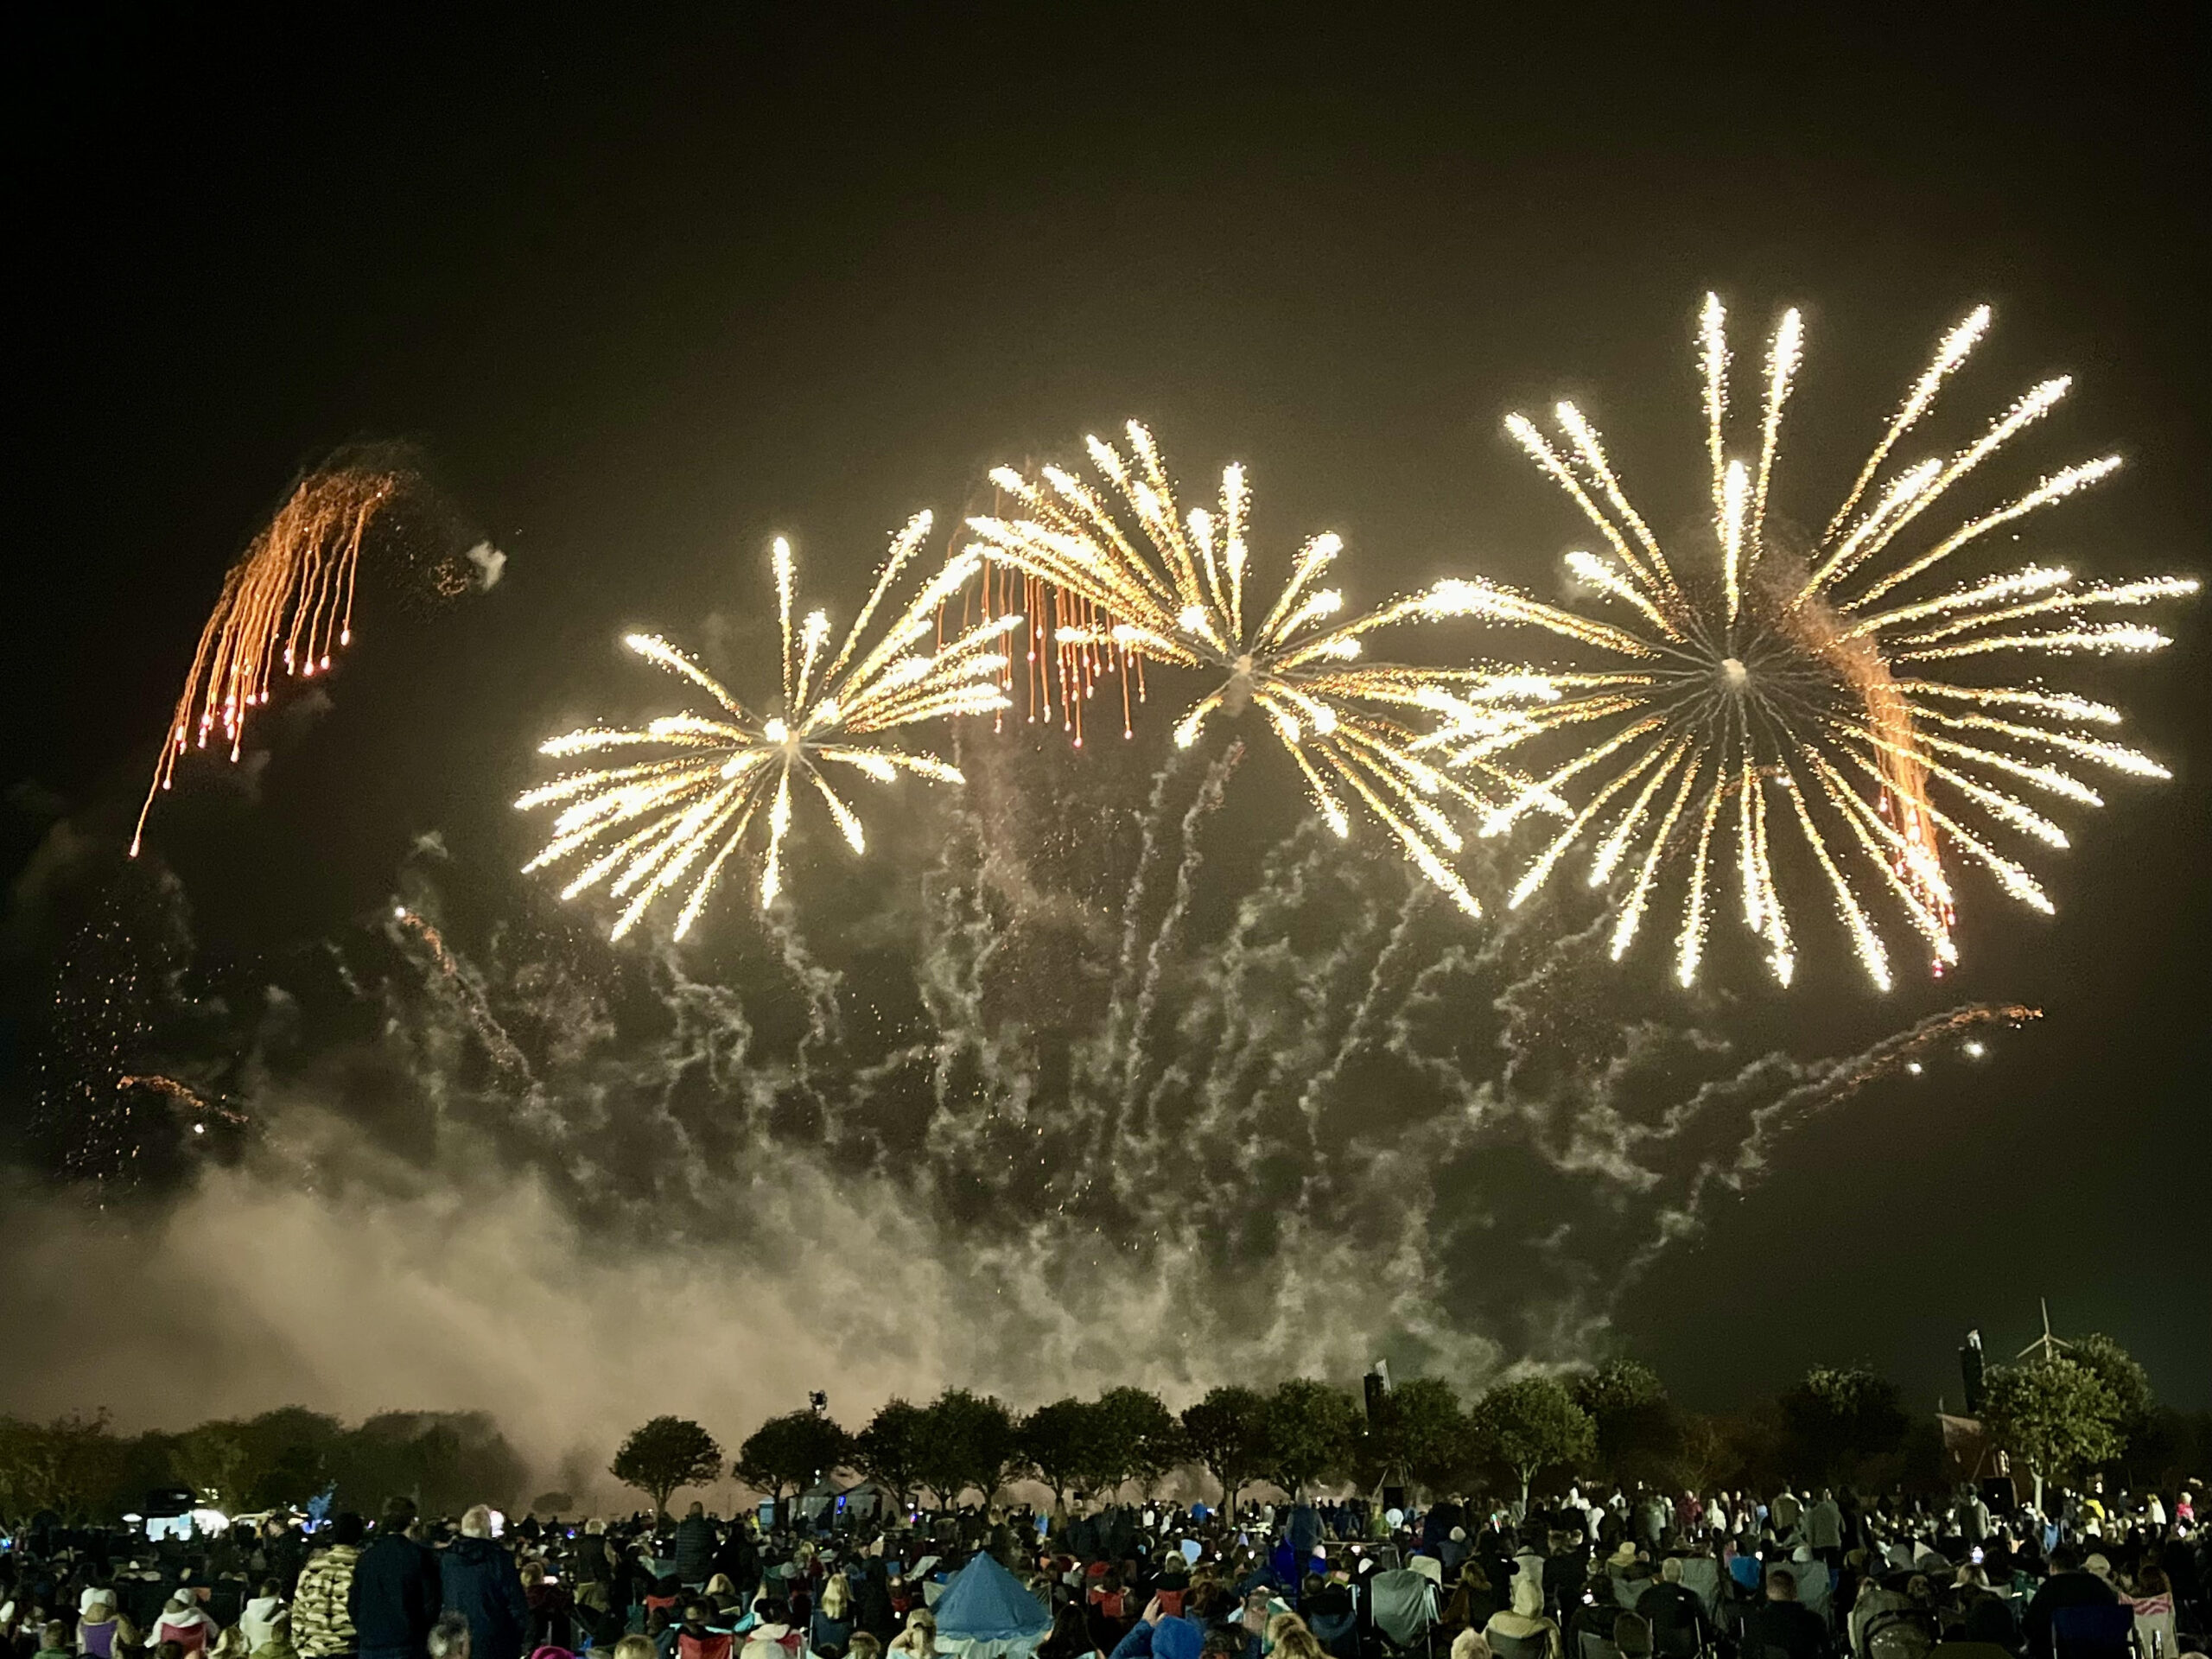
[6,7,2208,1409]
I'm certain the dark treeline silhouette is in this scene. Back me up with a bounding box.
[6,1337,2205,1526]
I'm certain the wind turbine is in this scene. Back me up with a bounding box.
[2018,1297,2074,1364]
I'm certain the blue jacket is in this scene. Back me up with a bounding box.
[1108,1616,1203,1659]
[441,1536,531,1659]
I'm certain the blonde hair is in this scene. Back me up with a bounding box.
[1267,1615,1325,1659]
[613,1638,658,1659]
[820,1578,849,1619]
[1451,1633,1493,1659]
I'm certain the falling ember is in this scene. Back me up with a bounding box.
[517,513,1013,938]
[1442,295,2195,988]
[965,424,1557,915]
[130,465,406,856]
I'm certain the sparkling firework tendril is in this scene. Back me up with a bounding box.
[130,466,406,856]
[964,423,1558,916]
[1440,296,2195,989]
[518,515,1014,938]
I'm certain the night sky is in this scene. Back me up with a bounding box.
[5,8,2208,1414]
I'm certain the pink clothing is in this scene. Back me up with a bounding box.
[156,1615,215,1656]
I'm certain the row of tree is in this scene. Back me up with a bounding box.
[0,1407,529,1527]
[8,1333,2197,1529]
[601,1336,2199,1518]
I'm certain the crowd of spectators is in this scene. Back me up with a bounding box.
[3,1476,2202,1659]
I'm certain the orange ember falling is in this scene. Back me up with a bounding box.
[1788,591,1954,955]
[131,467,403,855]
[958,559,1144,745]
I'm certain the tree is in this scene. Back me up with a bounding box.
[1469,1377,1595,1505]
[855,1400,927,1511]
[339,1411,524,1516]
[609,1417,725,1519]
[1668,1411,1738,1494]
[1359,1377,1473,1498]
[2069,1334,2153,1462]
[1095,1387,1185,1498]
[734,1410,852,1508]
[1570,1360,1681,1488]
[912,1390,1020,1509]
[1777,1366,1910,1485]
[1980,1357,2124,1510]
[1020,1399,1106,1514]
[171,1423,253,1511]
[1181,1386,1270,1510]
[1262,1380,1362,1499]
[0,1411,129,1524]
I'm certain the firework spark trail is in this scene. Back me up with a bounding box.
[1119,745,1242,1126]
[141,728,2049,1397]
[1294,884,1433,1133]
[1453,295,2196,987]
[518,517,1014,938]
[967,424,1555,915]
[133,466,407,856]
[391,905,531,1078]
[117,1074,249,1128]
[1621,1001,2039,1280]
[1102,744,1204,1070]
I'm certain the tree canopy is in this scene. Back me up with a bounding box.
[1778,1365,1910,1484]
[609,1416,725,1518]
[1179,1386,1269,1510]
[1469,1376,1595,1503]
[912,1389,1020,1508]
[1262,1379,1362,1498]
[734,1409,851,1503]
[1359,1376,1474,1497]
[1980,1357,2125,1503]
[855,1399,927,1510]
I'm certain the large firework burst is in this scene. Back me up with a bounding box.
[518,515,1014,938]
[965,423,1546,915]
[1432,295,2195,989]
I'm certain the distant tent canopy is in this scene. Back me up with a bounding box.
[931,1552,1050,1659]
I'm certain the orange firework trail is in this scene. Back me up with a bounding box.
[131,465,405,856]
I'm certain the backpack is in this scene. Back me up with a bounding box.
[1866,1609,1938,1659]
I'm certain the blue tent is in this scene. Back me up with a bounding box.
[932,1552,1050,1656]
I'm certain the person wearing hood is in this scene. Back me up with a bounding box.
[735,1598,801,1659]
[1481,1578,1560,1659]
[353,1501,442,1659]
[1784,1548,1831,1623]
[153,1591,220,1657]
[240,1586,287,1655]
[441,1510,529,1659]
[295,1517,367,1659]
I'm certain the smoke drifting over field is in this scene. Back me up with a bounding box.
[3,731,2022,1485]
